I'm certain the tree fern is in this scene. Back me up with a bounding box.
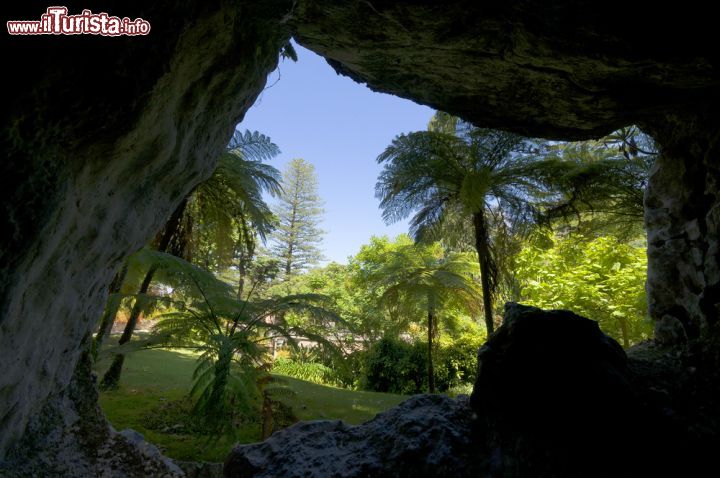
[365,241,480,392]
[376,115,555,334]
[227,129,281,163]
[140,250,342,437]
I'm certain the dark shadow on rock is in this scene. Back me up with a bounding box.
[470,303,656,477]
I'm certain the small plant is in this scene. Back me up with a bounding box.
[446,383,474,397]
[258,375,298,440]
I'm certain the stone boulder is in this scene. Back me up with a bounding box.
[224,394,484,477]
[470,302,644,477]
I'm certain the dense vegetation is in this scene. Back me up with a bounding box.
[93,115,655,459]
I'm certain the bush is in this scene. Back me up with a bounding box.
[446,383,474,397]
[141,398,211,435]
[271,358,342,387]
[515,235,653,347]
[360,337,427,394]
[434,333,482,391]
[360,334,482,394]
[316,349,363,390]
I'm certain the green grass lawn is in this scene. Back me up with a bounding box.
[94,347,407,462]
[272,374,407,424]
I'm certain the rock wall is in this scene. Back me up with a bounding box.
[644,111,720,341]
[292,1,718,140]
[0,345,184,477]
[1,0,292,459]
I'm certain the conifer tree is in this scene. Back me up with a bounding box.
[270,158,325,277]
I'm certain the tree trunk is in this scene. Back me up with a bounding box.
[99,353,126,391]
[118,266,157,345]
[427,293,436,393]
[92,263,128,359]
[261,392,274,440]
[284,192,298,277]
[237,237,255,300]
[99,265,156,390]
[238,253,247,300]
[473,211,495,335]
[285,246,292,276]
[100,199,189,389]
[618,317,630,348]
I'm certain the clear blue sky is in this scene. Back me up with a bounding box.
[239,43,435,264]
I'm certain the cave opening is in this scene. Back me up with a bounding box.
[2,2,719,476]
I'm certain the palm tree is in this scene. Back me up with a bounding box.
[376,112,553,335]
[100,130,281,389]
[369,242,480,393]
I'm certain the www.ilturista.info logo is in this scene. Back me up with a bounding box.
[7,6,150,36]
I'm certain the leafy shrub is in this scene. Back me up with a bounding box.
[434,333,482,391]
[360,334,482,394]
[140,398,234,435]
[271,358,342,387]
[311,345,364,390]
[141,398,200,434]
[360,337,427,394]
[515,235,653,347]
[446,383,474,397]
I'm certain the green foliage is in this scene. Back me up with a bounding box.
[515,235,652,347]
[280,41,298,61]
[375,116,654,337]
[375,125,549,241]
[265,234,486,393]
[360,337,427,394]
[540,125,654,240]
[347,235,420,339]
[191,129,282,271]
[95,348,405,461]
[359,333,483,394]
[362,238,481,392]
[446,383,474,397]
[269,158,325,276]
[267,261,376,342]
[351,235,481,332]
[140,398,212,435]
[271,358,342,387]
[434,332,484,391]
[369,240,481,317]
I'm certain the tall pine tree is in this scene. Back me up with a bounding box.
[271,158,325,277]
